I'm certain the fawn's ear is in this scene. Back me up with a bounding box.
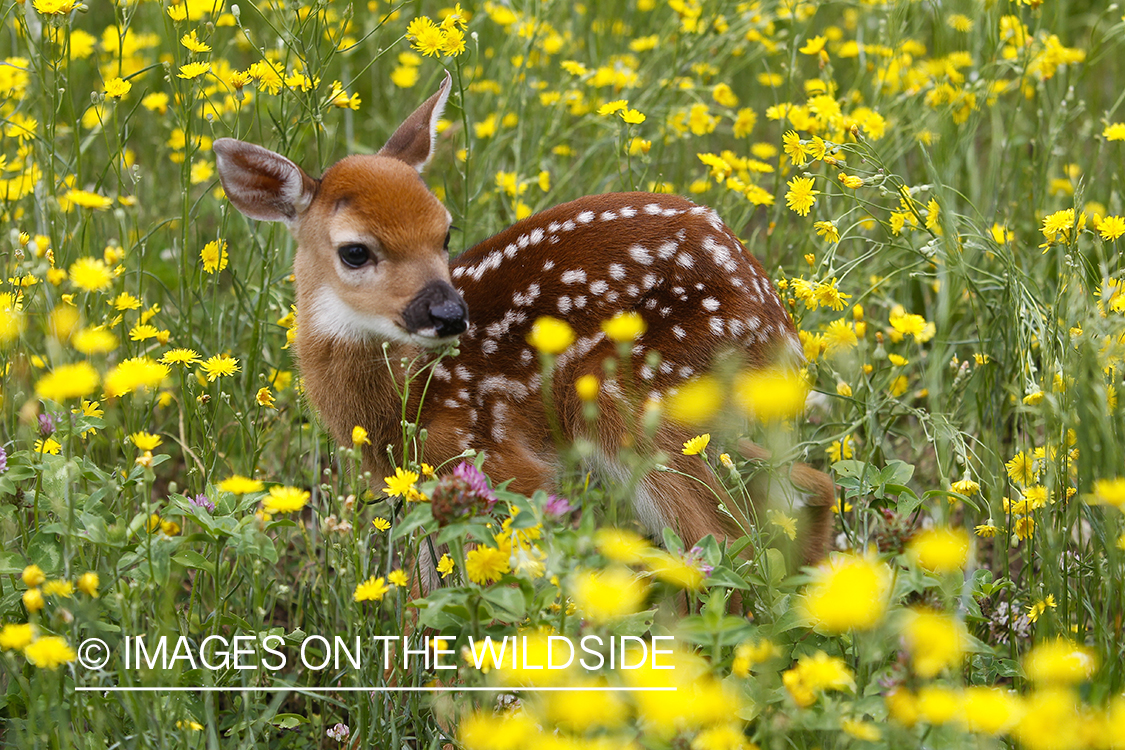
[377,71,452,172]
[212,138,318,226]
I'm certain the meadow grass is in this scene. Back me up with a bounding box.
[1,0,1125,747]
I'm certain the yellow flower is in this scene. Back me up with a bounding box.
[571,567,648,623]
[975,523,999,538]
[782,651,854,707]
[959,686,1022,734]
[263,486,310,514]
[104,77,131,99]
[382,467,420,498]
[23,636,76,670]
[372,518,391,532]
[1105,123,1125,141]
[200,240,228,274]
[733,367,809,422]
[465,545,511,584]
[216,476,262,497]
[575,374,600,401]
[77,572,99,597]
[841,719,882,742]
[131,431,162,451]
[160,348,201,366]
[0,623,34,651]
[437,553,455,577]
[69,257,114,291]
[785,176,819,216]
[645,549,705,590]
[201,354,239,381]
[799,35,827,55]
[595,527,653,565]
[800,553,893,632]
[180,30,211,53]
[1099,215,1125,241]
[407,16,445,57]
[682,433,710,455]
[1089,477,1125,510]
[35,362,99,402]
[814,220,840,243]
[527,316,575,354]
[888,305,936,342]
[104,357,169,397]
[22,565,46,588]
[767,509,797,541]
[34,439,62,455]
[177,62,211,80]
[907,527,970,573]
[22,589,44,612]
[72,327,117,354]
[351,426,370,446]
[33,0,78,14]
[601,311,647,342]
[952,478,981,497]
[783,130,808,166]
[354,576,390,601]
[666,375,723,425]
[732,639,778,677]
[1024,638,1097,685]
[1005,450,1038,485]
[620,108,646,124]
[255,387,276,408]
[387,569,409,587]
[901,608,966,678]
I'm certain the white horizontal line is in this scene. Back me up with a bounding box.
[75,685,677,693]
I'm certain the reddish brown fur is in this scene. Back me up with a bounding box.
[213,78,836,570]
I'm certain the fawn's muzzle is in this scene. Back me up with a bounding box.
[403,280,469,339]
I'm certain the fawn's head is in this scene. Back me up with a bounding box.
[213,73,468,347]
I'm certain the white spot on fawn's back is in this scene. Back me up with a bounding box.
[562,269,587,284]
[629,245,654,265]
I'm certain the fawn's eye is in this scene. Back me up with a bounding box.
[338,243,371,268]
[443,231,451,251]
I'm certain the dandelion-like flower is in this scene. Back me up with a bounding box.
[464,545,511,585]
[201,354,239,382]
[382,467,420,498]
[785,176,820,217]
[907,527,970,573]
[681,433,710,455]
[69,257,114,291]
[800,553,893,632]
[263,486,310,514]
[354,576,390,602]
[23,636,76,670]
[527,316,575,354]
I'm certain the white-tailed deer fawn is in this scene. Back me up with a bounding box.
[213,73,835,566]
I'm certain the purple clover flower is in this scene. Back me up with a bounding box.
[544,494,573,518]
[190,493,215,513]
[0,445,7,474]
[452,462,497,508]
[687,545,715,576]
[38,413,55,438]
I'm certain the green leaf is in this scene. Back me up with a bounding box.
[480,585,527,621]
[705,565,754,590]
[172,549,216,575]
[26,533,62,574]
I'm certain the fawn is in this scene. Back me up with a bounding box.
[213,72,835,568]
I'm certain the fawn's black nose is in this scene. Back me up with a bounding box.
[403,280,468,339]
